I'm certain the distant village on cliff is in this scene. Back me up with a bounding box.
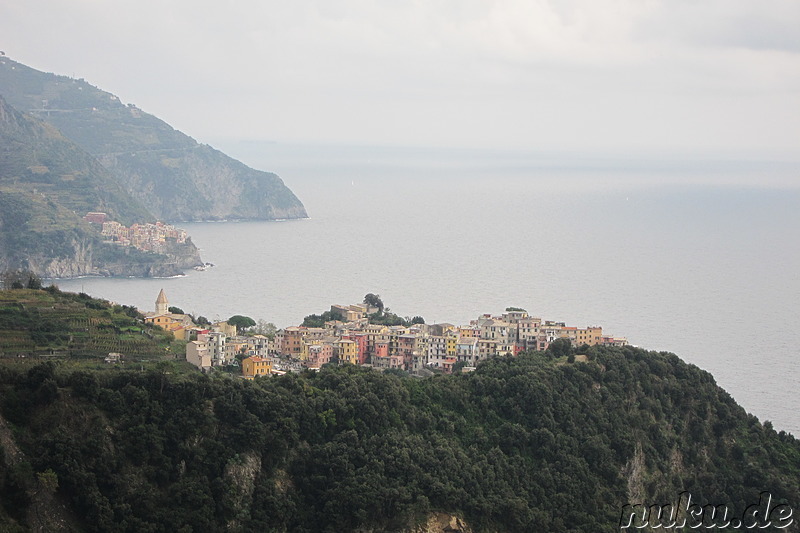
[83,212,188,255]
[141,290,629,379]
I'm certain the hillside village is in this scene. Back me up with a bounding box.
[143,290,628,378]
[83,212,189,255]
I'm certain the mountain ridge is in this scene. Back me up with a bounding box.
[0,55,307,222]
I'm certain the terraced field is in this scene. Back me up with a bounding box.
[0,287,178,361]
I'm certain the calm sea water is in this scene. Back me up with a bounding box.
[55,144,800,436]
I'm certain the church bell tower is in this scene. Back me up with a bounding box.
[155,288,169,315]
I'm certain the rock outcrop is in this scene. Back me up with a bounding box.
[409,513,474,533]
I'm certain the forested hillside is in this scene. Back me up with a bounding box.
[1,341,797,531]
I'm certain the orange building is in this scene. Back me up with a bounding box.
[242,356,272,379]
[279,327,307,356]
[576,326,603,346]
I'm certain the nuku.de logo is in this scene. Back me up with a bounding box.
[620,491,794,529]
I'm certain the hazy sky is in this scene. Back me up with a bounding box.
[2,0,799,156]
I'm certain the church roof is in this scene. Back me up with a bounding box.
[156,289,168,304]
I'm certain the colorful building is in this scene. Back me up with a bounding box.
[334,339,358,365]
[242,356,272,379]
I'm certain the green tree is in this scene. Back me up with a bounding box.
[410,316,425,325]
[363,293,384,313]
[368,311,406,326]
[228,315,256,333]
[383,368,409,378]
[302,314,325,328]
[302,310,342,327]
[547,338,572,358]
[36,469,59,494]
[168,306,184,314]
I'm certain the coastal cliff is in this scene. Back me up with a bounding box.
[0,96,203,279]
[3,231,201,279]
[96,144,308,221]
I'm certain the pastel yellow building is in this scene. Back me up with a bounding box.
[145,314,192,339]
[165,322,190,341]
[575,326,603,346]
[458,326,480,338]
[445,336,457,357]
[242,356,272,379]
[335,339,358,365]
[212,321,237,337]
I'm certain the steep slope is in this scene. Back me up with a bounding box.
[0,338,797,532]
[0,96,202,277]
[0,56,307,221]
[0,288,182,359]
[0,94,152,225]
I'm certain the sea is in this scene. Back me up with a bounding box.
[54,143,800,436]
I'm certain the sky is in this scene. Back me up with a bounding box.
[2,0,799,156]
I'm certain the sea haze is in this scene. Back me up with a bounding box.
[56,143,800,436]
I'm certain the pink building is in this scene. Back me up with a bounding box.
[307,343,334,368]
[374,342,389,359]
[343,333,369,365]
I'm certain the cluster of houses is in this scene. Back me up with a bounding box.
[269,305,628,375]
[142,290,628,379]
[83,212,187,254]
